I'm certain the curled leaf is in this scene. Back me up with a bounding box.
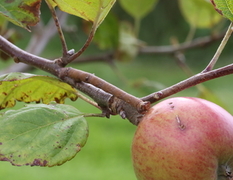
[0,72,78,110]
[0,0,41,31]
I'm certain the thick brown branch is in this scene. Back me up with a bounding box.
[1,31,233,125]
[0,36,59,76]
[0,35,150,124]
[54,75,144,125]
[141,63,233,104]
[0,11,68,74]
[58,67,150,113]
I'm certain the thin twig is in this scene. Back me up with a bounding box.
[76,92,100,110]
[171,38,219,100]
[185,25,196,42]
[0,11,68,75]
[0,35,59,76]
[141,63,233,104]
[139,32,224,54]
[170,37,194,77]
[203,22,233,72]
[83,113,106,118]
[65,26,96,65]
[46,2,68,58]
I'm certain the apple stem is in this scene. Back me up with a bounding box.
[203,22,233,72]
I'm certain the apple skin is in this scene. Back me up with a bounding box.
[132,97,233,180]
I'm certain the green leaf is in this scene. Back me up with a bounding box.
[0,103,88,166]
[93,13,119,50]
[210,0,233,21]
[45,0,116,28]
[0,72,78,110]
[0,0,41,31]
[179,0,222,28]
[0,14,8,33]
[119,0,158,19]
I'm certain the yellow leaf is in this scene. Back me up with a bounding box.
[179,0,222,28]
[45,0,116,28]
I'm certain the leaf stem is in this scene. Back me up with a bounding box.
[76,92,100,110]
[203,22,233,72]
[65,26,96,65]
[134,17,141,38]
[185,25,196,42]
[46,2,69,58]
[83,113,106,118]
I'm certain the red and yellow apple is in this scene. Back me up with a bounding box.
[132,97,233,180]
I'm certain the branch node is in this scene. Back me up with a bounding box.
[138,101,151,114]
[119,110,126,119]
[54,58,63,66]
[153,91,163,100]
[13,57,20,63]
[99,106,112,118]
[67,49,75,56]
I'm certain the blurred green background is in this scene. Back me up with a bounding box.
[1,0,233,179]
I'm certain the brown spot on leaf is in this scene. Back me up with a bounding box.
[0,157,10,162]
[18,1,41,26]
[2,92,7,96]
[76,144,81,152]
[210,0,223,15]
[215,8,223,15]
[210,0,215,6]
[31,159,48,167]
[54,97,60,103]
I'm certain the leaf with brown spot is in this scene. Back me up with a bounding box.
[0,72,78,110]
[210,0,233,22]
[0,0,41,31]
[0,103,88,166]
[45,0,116,30]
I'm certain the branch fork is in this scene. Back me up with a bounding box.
[1,8,233,126]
